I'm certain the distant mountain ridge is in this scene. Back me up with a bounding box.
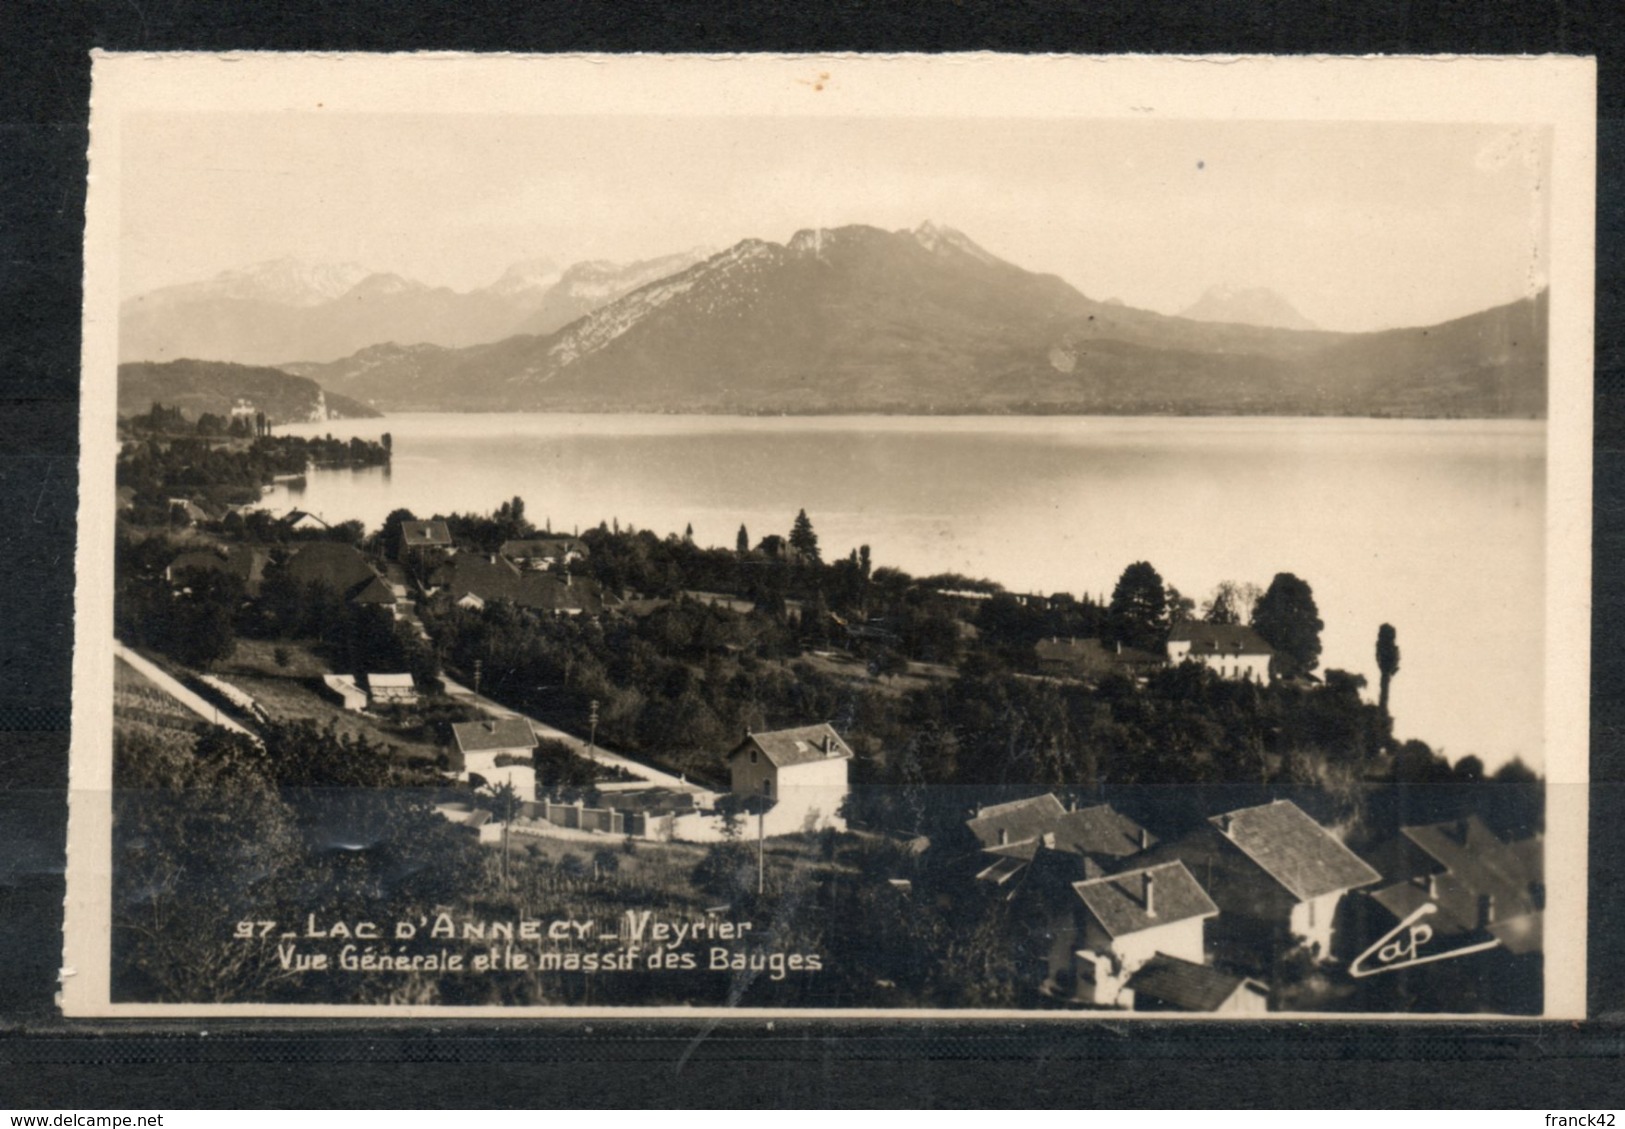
[1178,284,1318,331]
[119,249,712,366]
[284,222,1546,419]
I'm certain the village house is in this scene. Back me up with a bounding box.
[450,717,538,778]
[725,723,853,836]
[280,509,331,534]
[499,536,589,569]
[1135,799,1381,964]
[429,553,602,615]
[365,672,418,708]
[348,574,398,609]
[283,541,379,593]
[1166,622,1274,682]
[318,673,368,712]
[1035,636,1165,681]
[1027,860,1220,1009]
[1126,953,1270,1015]
[1362,815,1543,959]
[968,794,1156,890]
[399,519,453,558]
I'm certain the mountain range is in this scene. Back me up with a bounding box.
[119,249,711,366]
[274,222,1546,418]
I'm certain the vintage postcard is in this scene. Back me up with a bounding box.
[65,53,1595,1018]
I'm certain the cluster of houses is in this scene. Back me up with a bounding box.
[433,712,855,844]
[165,519,603,643]
[960,792,1542,1013]
[1037,622,1277,684]
[398,521,602,615]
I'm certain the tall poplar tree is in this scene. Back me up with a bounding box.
[1376,623,1401,716]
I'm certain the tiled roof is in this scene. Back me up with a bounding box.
[1401,817,1540,920]
[1073,860,1218,939]
[452,718,537,754]
[1369,873,1480,936]
[1211,800,1381,901]
[283,542,379,591]
[1128,953,1260,1012]
[349,575,397,605]
[433,555,602,613]
[965,794,1067,850]
[401,520,451,545]
[1050,804,1157,859]
[728,724,853,769]
[1168,623,1274,656]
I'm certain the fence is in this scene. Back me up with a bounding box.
[518,799,673,839]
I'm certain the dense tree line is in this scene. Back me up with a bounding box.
[115,529,434,684]
[112,717,474,1003]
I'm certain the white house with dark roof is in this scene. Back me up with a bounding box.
[1032,860,1219,1008]
[451,717,537,777]
[725,724,852,835]
[1166,623,1274,682]
[1138,799,1381,961]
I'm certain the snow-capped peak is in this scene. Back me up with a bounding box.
[138,258,375,308]
[907,220,999,266]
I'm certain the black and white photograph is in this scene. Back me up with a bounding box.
[65,53,1594,1018]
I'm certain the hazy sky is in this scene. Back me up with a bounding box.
[120,114,1549,332]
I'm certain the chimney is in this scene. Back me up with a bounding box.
[1143,871,1157,917]
[998,828,1009,846]
[1478,893,1496,928]
[1116,640,1122,655]
[1041,832,1056,850]
[1426,874,1438,898]
[1139,827,1151,851]
[1217,813,1234,836]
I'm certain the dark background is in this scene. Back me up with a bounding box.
[2,0,1622,1108]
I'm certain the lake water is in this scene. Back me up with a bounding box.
[269,414,1546,771]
